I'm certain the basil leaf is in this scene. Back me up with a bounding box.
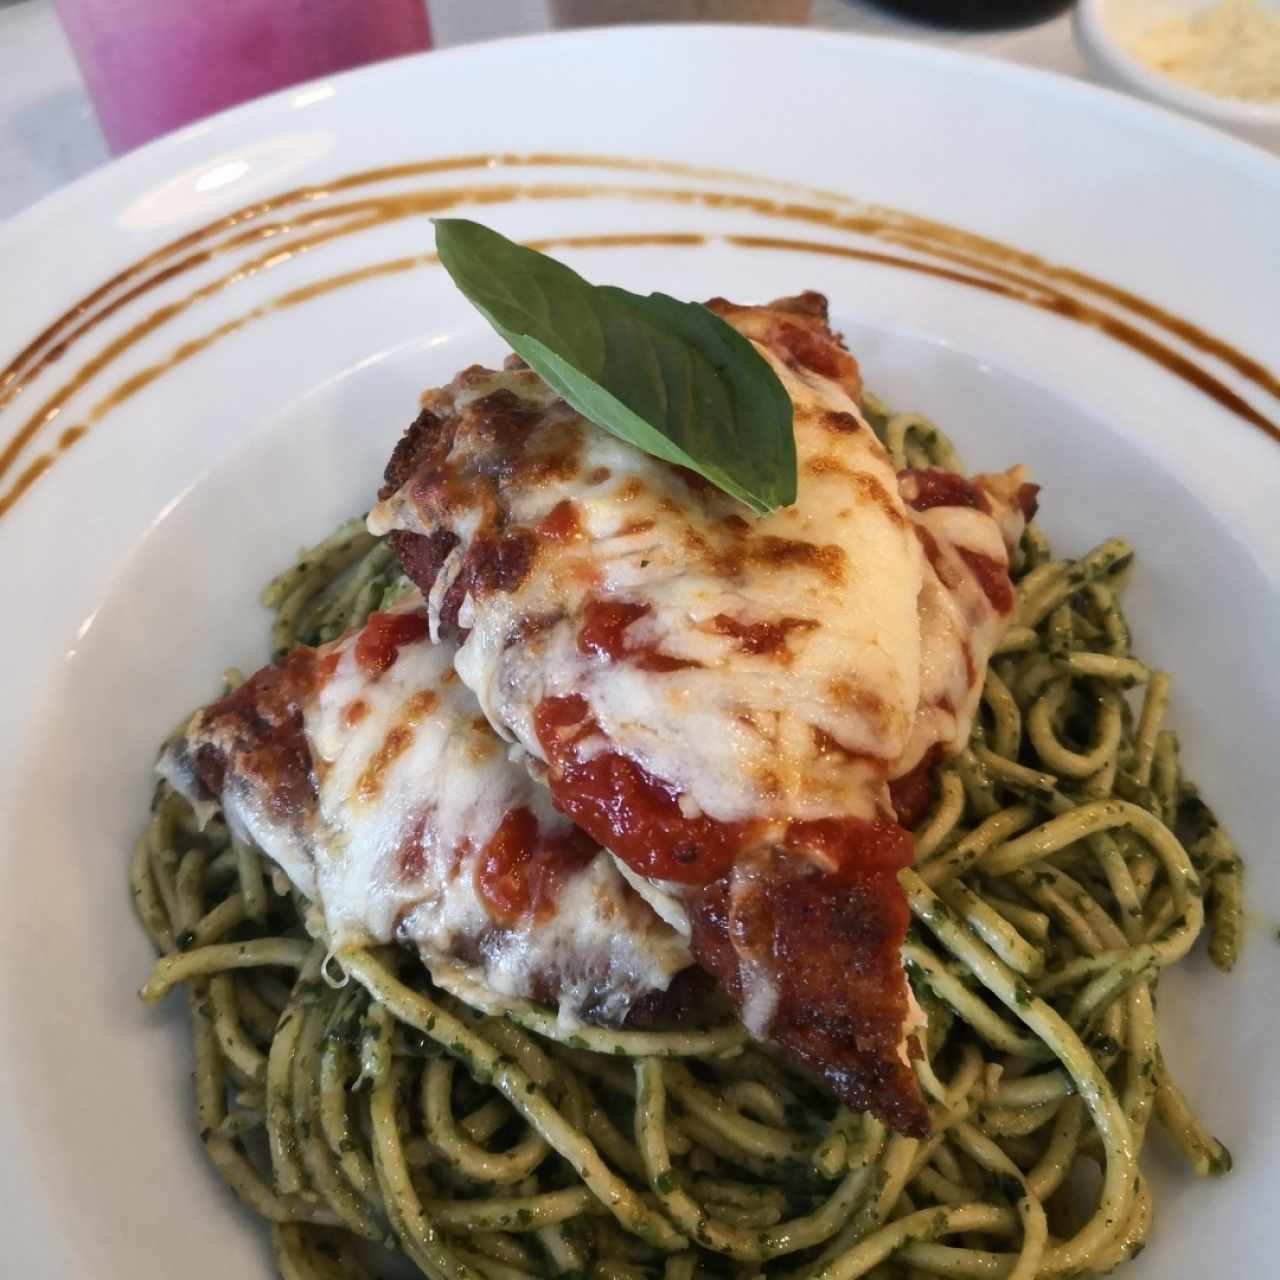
[433,218,796,515]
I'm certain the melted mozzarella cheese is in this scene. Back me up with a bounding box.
[893,471,1030,777]
[366,295,1029,1134]
[374,357,923,829]
[160,596,691,1022]
[611,858,693,939]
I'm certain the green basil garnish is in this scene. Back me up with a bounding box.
[433,218,796,515]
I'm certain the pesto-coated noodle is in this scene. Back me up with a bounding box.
[132,398,1240,1277]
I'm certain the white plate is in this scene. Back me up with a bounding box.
[1,25,1277,1279]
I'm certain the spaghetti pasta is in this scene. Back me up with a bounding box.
[132,396,1239,1278]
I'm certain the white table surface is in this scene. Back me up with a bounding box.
[0,0,1094,224]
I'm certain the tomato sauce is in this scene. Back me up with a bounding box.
[578,598,700,674]
[354,610,429,678]
[913,523,945,574]
[711,612,816,658]
[900,467,981,512]
[888,748,940,829]
[474,805,598,923]
[315,650,342,685]
[538,499,583,542]
[910,511,1015,616]
[535,695,917,889]
[535,695,742,884]
[958,547,1015,613]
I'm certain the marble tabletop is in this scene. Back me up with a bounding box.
[0,0,1094,224]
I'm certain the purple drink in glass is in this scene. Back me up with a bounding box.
[55,0,431,154]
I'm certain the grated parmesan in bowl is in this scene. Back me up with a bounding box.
[1130,0,1280,102]
[1076,0,1280,149]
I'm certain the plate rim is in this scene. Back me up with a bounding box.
[0,30,1278,1274]
[2,22,1278,262]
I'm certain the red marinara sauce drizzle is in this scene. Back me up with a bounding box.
[538,499,583,542]
[474,806,598,924]
[535,695,741,884]
[354,610,429,678]
[888,747,941,829]
[711,613,816,658]
[899,468,982,512]
[535,695,917,887]
[900,470,1017,614]
[578,598,700,674]
[957,548,1015,613]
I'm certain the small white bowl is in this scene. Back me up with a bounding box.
[1075,0,1280,151]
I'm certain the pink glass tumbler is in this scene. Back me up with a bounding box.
[55,0,432,154]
